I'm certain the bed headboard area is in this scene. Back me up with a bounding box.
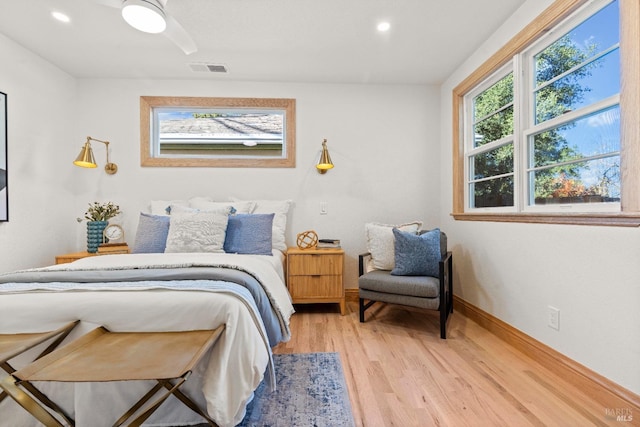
[132,197,292,255]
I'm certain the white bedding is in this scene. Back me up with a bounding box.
[0,251,294,427]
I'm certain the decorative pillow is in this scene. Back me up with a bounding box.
[131,213,170,253]
[149,199,188,216]
[164,207,231,253]
[224,213,275,255]
[188,198,256,214]
[365,221,422,270]
[230,198,292,251]
[391,228,440,277]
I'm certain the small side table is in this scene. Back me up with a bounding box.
[55,245,130,264]
[55,251,99,265]
[286,247,345,315]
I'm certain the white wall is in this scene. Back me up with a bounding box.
[71,79,440,286]
[0,34,78,271]
[439,0,640,395]
[0,41,442,288]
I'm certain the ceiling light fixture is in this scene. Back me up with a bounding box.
[51,11,71,23]
[377,22,391,32]
[121,0,167,34]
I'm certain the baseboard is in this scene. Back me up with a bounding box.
[345,288,358,302]
[453,295,640,412]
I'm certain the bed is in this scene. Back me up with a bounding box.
[0,198,296,427]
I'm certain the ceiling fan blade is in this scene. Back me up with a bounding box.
[93,0,121,8]
[164,14,197,55]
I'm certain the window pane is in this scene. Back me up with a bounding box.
[532,105,620,168]
[473,73,513,148]
[156,109,285,158]
[472,144,514,180]
[473,105,513,147]
[471,176,514,208]
[535,48,620,123]
[531,156,620,205]
[474,73,513,118]
[535,0,619,87]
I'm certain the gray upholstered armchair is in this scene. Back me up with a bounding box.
[358,229,453,339]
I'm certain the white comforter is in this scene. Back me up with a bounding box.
[0,252,294,427]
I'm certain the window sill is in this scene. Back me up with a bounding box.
[451,212,640,227]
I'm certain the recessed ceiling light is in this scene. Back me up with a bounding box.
[51,11,71,23]
[377,22,391,32]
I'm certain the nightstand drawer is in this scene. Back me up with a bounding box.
[288,254,343,276]
[288,275,343,299]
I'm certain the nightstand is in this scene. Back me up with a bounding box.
[55,251,99,264]
[286,247,345,315]
[55,245,130,264]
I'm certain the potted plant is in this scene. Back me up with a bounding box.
[83,201,121,253]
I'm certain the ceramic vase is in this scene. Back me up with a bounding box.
[86,220,108,253]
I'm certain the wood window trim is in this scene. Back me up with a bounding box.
[140,96,296,168]
[452,0,640,227]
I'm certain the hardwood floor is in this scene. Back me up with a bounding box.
[273,302,635,427]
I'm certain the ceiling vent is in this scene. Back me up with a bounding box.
[188,63,228,73]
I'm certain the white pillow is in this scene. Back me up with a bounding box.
[365,221,422,270]
[230,198,292,251]
[149,199,188,216]
[165,208,231,253]
[189,198,256,214]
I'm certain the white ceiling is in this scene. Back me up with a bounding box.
[0,0,527,85]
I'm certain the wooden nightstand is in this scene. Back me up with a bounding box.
[286,247,345,315]
[55,251,99,264]
[55,245,130,264]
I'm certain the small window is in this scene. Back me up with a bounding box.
[141,96,296,168]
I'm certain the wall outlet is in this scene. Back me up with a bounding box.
[548,306,560,330]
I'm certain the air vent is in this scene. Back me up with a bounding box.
[188,63,228,73]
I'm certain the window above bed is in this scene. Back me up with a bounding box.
[140,96,296,168]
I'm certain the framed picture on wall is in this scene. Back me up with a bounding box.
[0,91,7,222]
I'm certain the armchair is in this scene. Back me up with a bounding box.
[358,229,453,339]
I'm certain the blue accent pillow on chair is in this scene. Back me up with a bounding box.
[391,227,440,277]
[224,213,275,255]
[131,212,170,253]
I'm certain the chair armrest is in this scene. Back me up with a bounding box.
[358,252,372,277]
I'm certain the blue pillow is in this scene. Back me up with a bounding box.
[224,213,274,255]
[391,227,440,277]
[131,212,170,253]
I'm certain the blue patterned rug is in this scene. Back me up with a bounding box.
[236,352,356,427]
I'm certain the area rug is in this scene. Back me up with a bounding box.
[236,352,356,427]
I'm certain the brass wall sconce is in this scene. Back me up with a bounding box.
[73,136,118,175]
[316,139,334,174]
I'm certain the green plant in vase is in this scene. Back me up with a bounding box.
[83,201,121,253]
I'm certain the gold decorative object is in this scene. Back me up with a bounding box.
[296,230,319,250]
[316,139,334,174]
[74,136,118,175]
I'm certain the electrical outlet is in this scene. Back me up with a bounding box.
[548,306,560,330]
[320,202,328,215]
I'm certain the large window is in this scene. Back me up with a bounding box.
[453,0,640,226]
[141,96,296,168]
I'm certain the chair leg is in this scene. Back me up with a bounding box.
[359,298,365,323]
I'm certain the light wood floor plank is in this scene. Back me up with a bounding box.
[273,302,636,426]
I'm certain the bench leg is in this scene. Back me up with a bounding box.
[113,373,218,427]
[0,376,70,427]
